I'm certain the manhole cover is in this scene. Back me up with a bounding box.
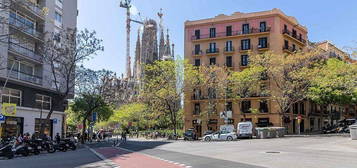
[266,151,280,154]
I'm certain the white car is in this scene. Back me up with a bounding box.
[203,130,237,141]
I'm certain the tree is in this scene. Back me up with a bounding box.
[39,29,103,135]
[71,94,112,143]
[140,60,199,137]
[308,58,357,106]
[249,50,325,126]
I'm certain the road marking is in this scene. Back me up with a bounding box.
[86,145,120,168]
[115,146,192,168]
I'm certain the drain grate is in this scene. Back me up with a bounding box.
[266,151,280,154]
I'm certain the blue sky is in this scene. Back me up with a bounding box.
[78,0,357,75]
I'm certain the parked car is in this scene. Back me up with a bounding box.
[237,122,253,139]
[203,130,214,136]
[203,130,237,141]
[184,128,198,141]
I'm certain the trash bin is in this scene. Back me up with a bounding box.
[267,128,277,138]
[350,125,357,140]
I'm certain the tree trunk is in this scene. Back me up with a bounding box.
[81,118,87,144]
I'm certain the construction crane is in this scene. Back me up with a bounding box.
[120,0,143,79]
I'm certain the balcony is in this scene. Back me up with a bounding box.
[8,42,43,62]
[240,45,253,52]
[282,29,306,45]
[191,27,271,41]
[9,16,43,41]
[7,68,42,85]
[257,43,269,51]
[206,48,219,56]
[224,47,235,54]
[192,50,203,56]
[282,45,296,53]
[17,0,45,20]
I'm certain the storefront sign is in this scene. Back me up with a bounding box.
[53,118,58,124]
[1,103,17,116]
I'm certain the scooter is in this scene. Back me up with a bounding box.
[25,140,41,155]
[12,139,30,157]
[63,138,77,151]
[37,139,56,153]
[0,138,15,159]
[54,140,67,152]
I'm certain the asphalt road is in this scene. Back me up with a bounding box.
[0,147,102,168]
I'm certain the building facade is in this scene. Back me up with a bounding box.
[184,9,314,136]
[0,0,77,139]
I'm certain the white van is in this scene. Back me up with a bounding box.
[237,122,253,138]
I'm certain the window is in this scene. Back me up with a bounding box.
[300,102,305,115]
[284,24,288,32]
[226,102,233,112]
[241,100,251,113]
[284,40,289,49]
[241,55,249,66]
[55,12,62,23]
[226,56,232,67]
[209,57,216,65]
[35,94,52,110]
[194,59,200,66]
[194,44,201,55]
[225,41,233,51]
[208,88,216,99]
[35,119,53,138]
[195,29,200,39]
[241,39,250,50]
[193,89,201,100]
[242,24,250,34]
[1,88,22,106]
[260,22,267,32]
[259,100,269,113]
[292,44,296,51]
[226,26,232,36]
[292,29,297,38]
[193,103,200,115]
[258,37,268,48]
[293,103,299,114]
[299,33,302,40]
[209,28,216,38]
[209,42,217,53]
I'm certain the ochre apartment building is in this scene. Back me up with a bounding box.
[183,8,355,136]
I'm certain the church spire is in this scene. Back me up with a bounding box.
[158,8,165,61]
[134,28,141,80]
[163,29,172,60]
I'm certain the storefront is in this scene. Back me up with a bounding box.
[34,118,53,138]
[0,116,24,138]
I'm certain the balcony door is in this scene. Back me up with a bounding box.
[225,41,233,51]
[209,42,216,52]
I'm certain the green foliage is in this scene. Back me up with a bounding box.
[308,58,357,105]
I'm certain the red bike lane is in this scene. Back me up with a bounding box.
[95,147,188,168]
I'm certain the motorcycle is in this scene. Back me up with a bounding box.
[37,139,56,153]
[63,138,77,150]
[0,138,15,159]
[25,140,41,155]
[54,140,68,152]
[12,139,30,157]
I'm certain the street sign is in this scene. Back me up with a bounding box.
[0,114,5,121]
[92,112,97,122]
[53,118,57,124]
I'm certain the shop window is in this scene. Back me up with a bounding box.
[1,116,24,138]
[35,118,53,138]
[257,118,270,127]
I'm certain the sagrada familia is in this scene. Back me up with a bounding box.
[102,11,175,106]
